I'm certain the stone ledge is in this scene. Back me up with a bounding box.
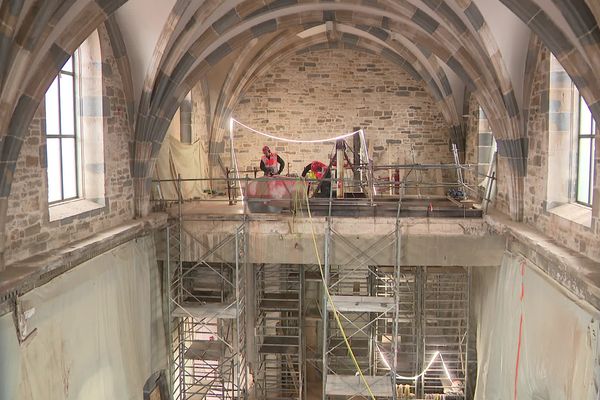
[0,213,168,306]
[547,202,593,228]
[485,210,600,311]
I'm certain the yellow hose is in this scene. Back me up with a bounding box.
[303,180,377,400]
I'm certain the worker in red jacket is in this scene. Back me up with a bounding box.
[260,146,285,176]
[302,160,328,179]
[302,160,332,197]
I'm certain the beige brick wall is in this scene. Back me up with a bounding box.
[493,158,511,215]
[230,49,453,182]
[464,93,479,188]
[5,26,134,264]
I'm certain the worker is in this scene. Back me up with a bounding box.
[260,145,285,176]
[302,160,328,179]
[302,160,331,197]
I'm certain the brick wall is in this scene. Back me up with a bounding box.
[5,26,134,264]
[231,49,453,182]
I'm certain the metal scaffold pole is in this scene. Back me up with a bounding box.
[392,194,403,400]
[235,222,248,399]
[166,186,249,400]
[464,266,472,400]
[165,226,174,397]
[321,217,331,400]
[415,267,424,398]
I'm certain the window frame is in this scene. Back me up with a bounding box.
[575,95,596,207]
[46,53,81,205]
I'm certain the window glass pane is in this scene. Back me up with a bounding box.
[62,56,73,73]
[591,139,596,204]
[45,78,60,136]
[61,138,77,199]
[577,137,592,204]
[580,98,593,136]
[60,75,75,136]
[47,138,62,202]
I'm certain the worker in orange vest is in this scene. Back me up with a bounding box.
[260,145,285,176]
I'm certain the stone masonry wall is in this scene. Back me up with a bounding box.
[507,47,599,261]
[231,49,453,183]
[464,92,479,188]
[493,158,511,215]
[5,26,134,264]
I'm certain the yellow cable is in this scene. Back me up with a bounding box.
[302,180,378,400]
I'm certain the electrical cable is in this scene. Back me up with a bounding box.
[303,181,377,400]
[232,118,361,143]
[376,345,451,381]
[439,352,454,382]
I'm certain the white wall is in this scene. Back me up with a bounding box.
[473,252,600,399]
[0,235,166,400]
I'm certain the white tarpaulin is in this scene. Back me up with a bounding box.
[156,134,209,201]
[473,252,600,399]
[0,235,166,400]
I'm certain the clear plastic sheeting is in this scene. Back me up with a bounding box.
[0,235,166,400]
[472,252,600,400]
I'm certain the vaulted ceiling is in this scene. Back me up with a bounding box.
[0,0,599,227]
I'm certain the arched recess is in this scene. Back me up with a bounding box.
[521,34,546,135]
[140,0,522,140]
[206,42,454,180]
[105,15,136,135]
[0,0,128,268]
[205,26,462,168]
[498,0,600,125]
[132,1,525,218]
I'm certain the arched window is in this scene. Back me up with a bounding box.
[44,31,105,220]
[576,97,596,207]
[45,55,78,203]
[547,54,596,225]
[477,107,496,184]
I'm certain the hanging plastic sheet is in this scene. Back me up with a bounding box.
[472,252,600,399]
[0,236,166,400]
[155,135,209,201]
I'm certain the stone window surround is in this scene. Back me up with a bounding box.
[46,30,107,222]
[477,107,497,185]
[546,55,595,228]
[49,198,105,222]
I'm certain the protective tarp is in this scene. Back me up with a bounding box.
[0,235,166,400]
[244,178,306,212]
[473,251,600,399]
[156,134,208,201]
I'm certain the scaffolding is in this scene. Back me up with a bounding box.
[421,267,470,396]
[319,195,471,399]
[320,229,471,399]
[255,264,305,399]
[167,217,249,400]
[321,221,400,399]
[158,175,474,400]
